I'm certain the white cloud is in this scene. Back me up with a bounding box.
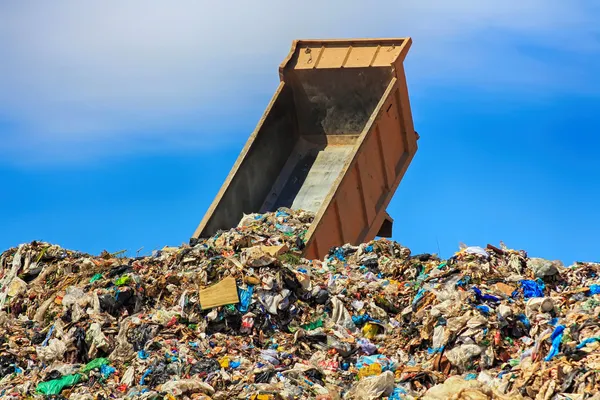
[0,0,598,165]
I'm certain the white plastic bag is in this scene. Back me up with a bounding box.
[345,370,394,400]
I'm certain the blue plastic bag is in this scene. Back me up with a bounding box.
[275,210,289,218]
[237,285,254,313]
[333,248,346,262]
[389,386,408,400]
[476,305,490,314]
[412,288,427,306]
[427,346,444,355]
[472,287,500,303]
[576,336,600,349]
[100,364,116,378]
[520,279,545,299]
[516,313,531,328]
[588,284,600,295]
[139,368,153,385]
[352,314,370,326]
[356,354,395,372]
[544,325,565,361]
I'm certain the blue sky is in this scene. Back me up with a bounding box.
[1,1,599,263]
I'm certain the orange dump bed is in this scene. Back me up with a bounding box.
[193,38,419,260]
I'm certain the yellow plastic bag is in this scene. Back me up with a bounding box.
[218,355,230,368]
[362,322,380,339]
[358,362,382,379]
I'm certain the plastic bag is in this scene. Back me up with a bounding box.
[160,379,215,395]
[544,325,565,361]
[445,344,482,371]
[345,370,394,400]
[37,338,67,363]
[472,287,500,303]
[432,325,446,350]
[525,297,554,318]
[81,357,109,373]
[86,322,109,351]
[356,354,395,373]
[121,366,136,386]
[190,358,220,375]
[7,277,27,297]
[240,312,255,334]
[362,322,382,339]
[527,258,560,278]
[464,246,489,258]
[36,373,81,395]
[357,339,377,355]
[519,279,545,298]
[423,376,498,400]
[330,296,357,331]
[237,285,254,313]
[588,284,600,295]
[358,362,382,379]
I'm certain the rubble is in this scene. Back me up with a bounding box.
[0,208,599,399]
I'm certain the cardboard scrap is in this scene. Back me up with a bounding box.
[199,276,239,310]
[494,282,516,297]
[260,244,289,257]
[242,246,277,267]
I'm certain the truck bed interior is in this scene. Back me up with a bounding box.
[198,66,393,236]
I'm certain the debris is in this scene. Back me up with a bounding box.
[199,276,240,309]
[0,209,598,398]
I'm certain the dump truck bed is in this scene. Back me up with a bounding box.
[194,38,418,260]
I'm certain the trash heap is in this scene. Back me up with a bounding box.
[0,208,599,399]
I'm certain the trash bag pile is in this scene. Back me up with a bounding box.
[0,208,599,399]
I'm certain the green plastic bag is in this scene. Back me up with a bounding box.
[115,275,131,286]
[89,273,103,283]
[82,357,110,373]
[36,373,81,395]
[301,317,324,331]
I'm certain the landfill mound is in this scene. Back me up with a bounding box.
[1,209,599,399]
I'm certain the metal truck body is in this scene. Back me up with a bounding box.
[194,38,418,260]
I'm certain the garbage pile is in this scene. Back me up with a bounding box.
[0,208,599,399]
